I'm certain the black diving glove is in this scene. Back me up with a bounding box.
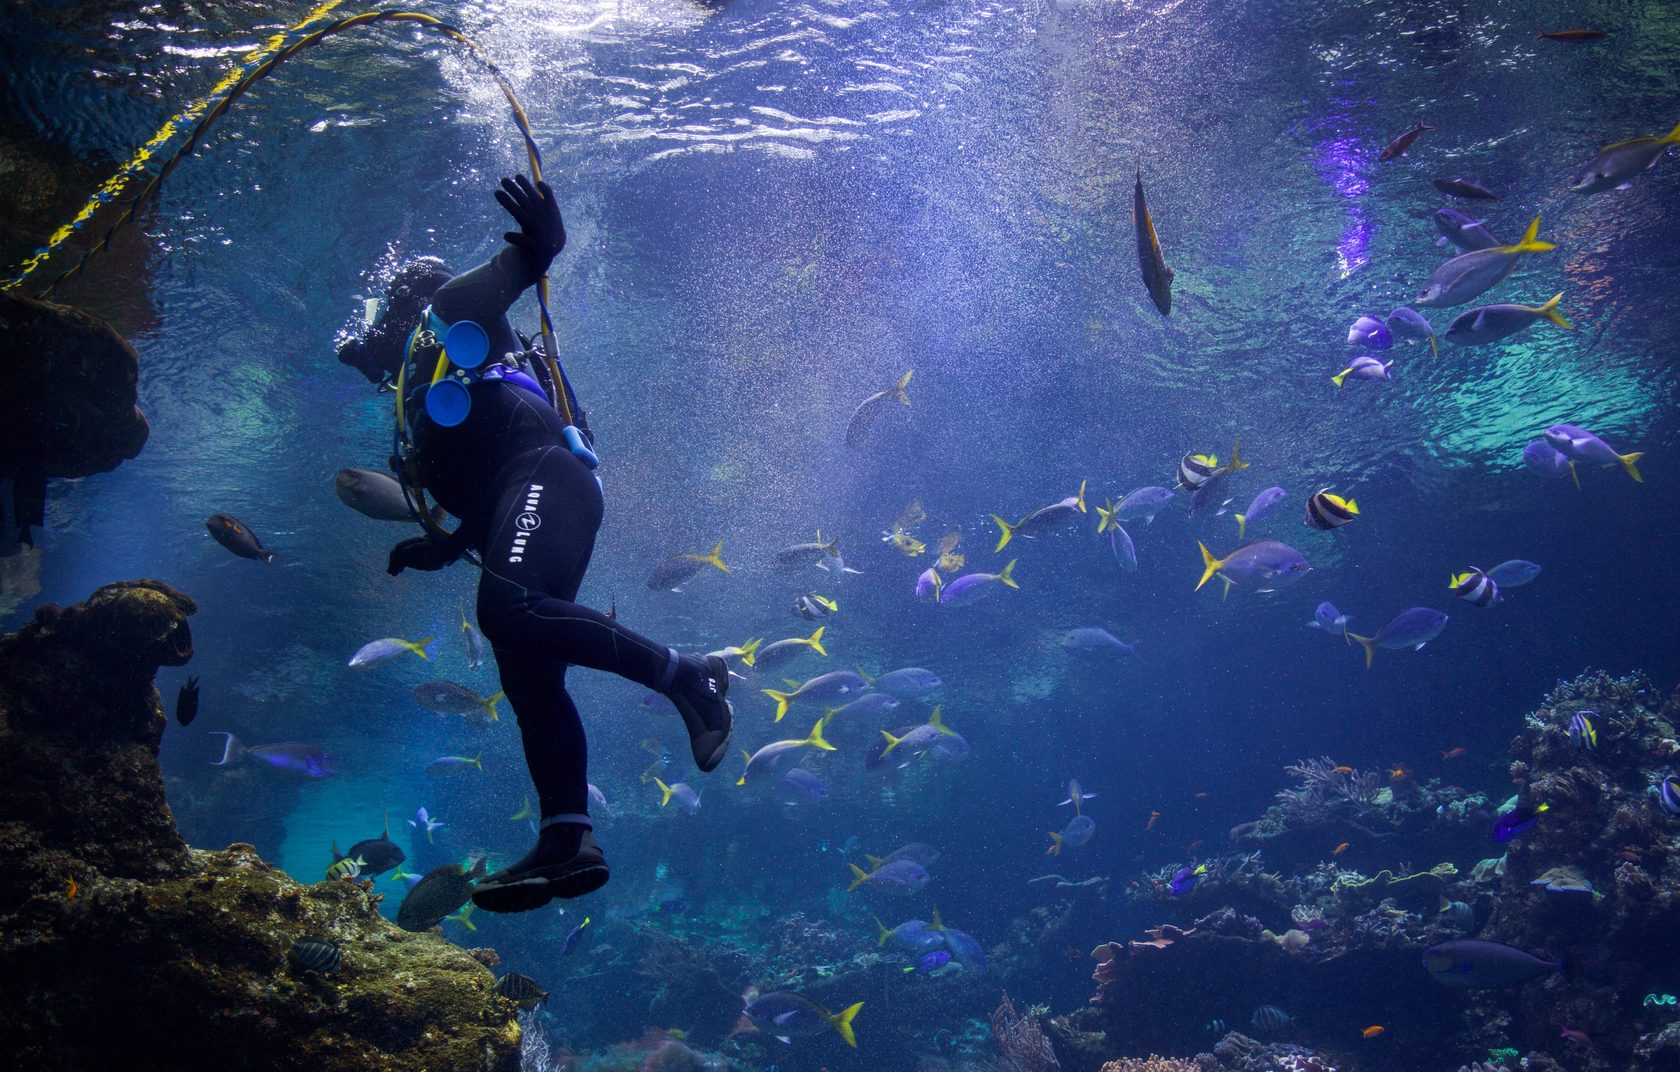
[495,174,566,268]
[387,536,458,576]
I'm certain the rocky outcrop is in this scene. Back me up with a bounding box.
[0,581,522,1071]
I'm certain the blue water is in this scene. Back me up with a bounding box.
[5,0,1680,1068]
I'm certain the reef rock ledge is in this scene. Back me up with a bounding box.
[0,580,522,1071]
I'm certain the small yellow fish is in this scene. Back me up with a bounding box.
[883,529,926,556]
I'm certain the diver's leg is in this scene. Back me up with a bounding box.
[476,446,733,770]
[472,649,609,913]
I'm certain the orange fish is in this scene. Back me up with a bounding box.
[66,878,78,900]
[1333,842,1349,855]
[1362,1025,1385,1039]
[1390,767,1408,780]
[1441,747,1467,760]
[1331,765,1354,774]
[1145,810,1161,831]
[1194,791,1209,799]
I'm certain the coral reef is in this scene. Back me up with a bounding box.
[0,581,521,1071]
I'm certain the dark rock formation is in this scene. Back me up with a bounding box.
[0,581,522,1071]
[0,289,150,542]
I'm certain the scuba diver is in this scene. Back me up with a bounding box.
[339,175,733,913]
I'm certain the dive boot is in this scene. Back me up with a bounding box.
[668,654,734,772]
[471,826,608,913]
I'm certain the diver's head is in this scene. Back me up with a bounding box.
[337,257,454,383]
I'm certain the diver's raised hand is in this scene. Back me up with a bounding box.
[495,174,565,265]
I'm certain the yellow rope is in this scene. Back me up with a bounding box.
[3,0,349,290]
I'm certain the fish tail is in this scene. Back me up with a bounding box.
[484,690,504,721]
[1194,542,1225,591]
[1347,632,1378,669]
[806,714,836,752]
[762,689,792,722]
[829,1001,864,1048]
[873,916,892,947]
[1664,121,1680,144]
[740,637,763,664]
[1046,832,1064,856]
[1074,479,1088,513]
[929,907,945,930]
[471,753,483,770]
[655,777,674,806]
[997,559,1019,589]
[805,626,828,656]
[1502,214,1555,254]
[260,548,276,564]
[865,854,885,868]
[855,665,875,686]
[210,731,243,766]
[1536,292,1573,329]
[704,540,730,573]
[1235,513,1247,540]
[1618,451,1644,483]
[1097,498,1116,534]
[893,369,913,406]
[1227,438,1248,471]
[408,636,435,660]
[848,863,871,891]
[1331,368,1351,389]
[991,515,1015,552]
[878,729,903,757]
[736,750,753,787]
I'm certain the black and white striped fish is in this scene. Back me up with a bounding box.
[1450,569,1502,607]
[1304,490,1359,530]
[289,936,341,972]
[1177,451,1219,491]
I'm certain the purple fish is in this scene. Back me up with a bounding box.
[915,568,942,601]
[905,949,952,974]
[1523,440,1577,485]
[1347,315,1393,349]
[1195,540,1312,593]
[1169,863,1206,896]
[1386,307,1437,357]
[1543,424,1644,482]
[1332,356,1392,388]
[1346,607,1449,668]
[1487,560,1541,588]
[938,561,1019,606]
[1306,601,1350,635]
[849,857,931,894]
[1114,486,1176,526]
[1047,814,1095,854]
[1235,486,1285,540]
[210,733,338,777]
[1424,939,1561,988]
[1109,522,1137,571]
[1444,295,1572,346]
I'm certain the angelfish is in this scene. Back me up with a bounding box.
[1134,169,1175,315]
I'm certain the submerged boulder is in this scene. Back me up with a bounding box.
[0,580,521,1071]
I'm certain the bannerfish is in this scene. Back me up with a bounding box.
[206,513,274,563]
[1134,169,1175,315]
[1444,293,1572,346]
[1415,215,1556,308]
[210,733,338,778]
[1449,569,1501,608]
[1304,490,1359,530]
[1543,424,1643,483]
[1433,208,1500,252]
[1433,177,1500,200]
[646,540,729,590]
[1331,356,1391,388]
[1346,607,1450,668]
[1195,540,1312,593]
[1235,486,1286,540]
[1570,121,1680,195]
[1177,452,1219,491]
[993,481,1087,551]
[1378,121,1433,161]
[1424,939,1561,988]
[349,635,434,669]
[845,370,914,449]
[792,593,838,620]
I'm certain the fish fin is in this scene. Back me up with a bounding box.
[471,753,483,770]
[655,778,674,806]
[848,863,871,891]
[260,549,276,563]
[1428,334,1438,358]
[997,559,1018,589]
[1347,632,1378,669]
[990,515,1015,552]
[210,731,242,765]
[331,840,342,861]
[1331,368,1351,388]
[1497,214,1555,254]
[1344,498,1359,515]
[1096,498,1116,533]
[879,729,902,757]
[806,626,828,656]
[829,1001,864,1048]
[806,714,836,752]
[928,706,954,736]
[410,636,436,660]
[1619,451,1644,483]
[762,689,792,722]
[873,915,891,947]
[1194,542,1225,592]
[741,637,763,663]
[1536,292,1573,329]
[1075,479,1088,513]
[704,540,730,573]
[855,665,875,686]
[865,854,884,869]
[1226,438,1248,472]
[485,690,504,722]
[1568,460,1581,490]
[783,679,801,689]
[929,907,945,930]
[893,370,913,406]
[1235,513,1247,540]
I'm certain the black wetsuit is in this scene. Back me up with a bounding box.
[386,223,680,827]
